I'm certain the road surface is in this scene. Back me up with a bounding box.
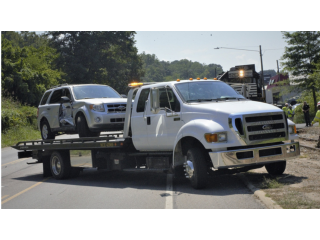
[1,133,265,209]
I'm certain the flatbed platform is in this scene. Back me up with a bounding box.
[12,133,126,151]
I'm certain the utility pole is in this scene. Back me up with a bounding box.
[276,60,280,81]
[259,45,266,101]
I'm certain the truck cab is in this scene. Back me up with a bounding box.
[124,79,299,188]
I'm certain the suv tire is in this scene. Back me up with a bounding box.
[77,114,91,138]
[40,119,55,140]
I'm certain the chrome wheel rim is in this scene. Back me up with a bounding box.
[42,124,48,139]
[184,160,194,179]
[51,156,62,176]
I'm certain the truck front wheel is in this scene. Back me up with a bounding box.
[50,151,71,179]
[265,161,286,175]
[184,148,208,189]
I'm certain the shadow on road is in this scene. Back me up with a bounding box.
[12,169,265,197]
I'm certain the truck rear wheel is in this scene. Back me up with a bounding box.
[184,148,207,189]
[265,161,286,175]
[50,151,71,179]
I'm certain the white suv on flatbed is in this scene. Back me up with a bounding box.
[37,84,127,139]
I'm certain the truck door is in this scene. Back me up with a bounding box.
[146,87,183,151]
[131,88,150,150]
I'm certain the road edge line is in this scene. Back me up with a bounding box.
[1,177,50,205]
[165,174,173,209]
[237,174,282,209]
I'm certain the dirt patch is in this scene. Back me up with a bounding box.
[242,129,320,208]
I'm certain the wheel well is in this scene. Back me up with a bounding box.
[74,112,85,127]
[179,136,213,168]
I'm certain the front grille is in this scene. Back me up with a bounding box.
[231,112,288,145]
[249,132,286,141]
[247,123,284,132]
[107,104,126,113]
[245,114,283,122]
[110,118,125,123]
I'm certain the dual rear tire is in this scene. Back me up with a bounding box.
[47,151,81,179]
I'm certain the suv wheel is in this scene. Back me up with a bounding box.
[77,115,92,138]
[41,119,55,140]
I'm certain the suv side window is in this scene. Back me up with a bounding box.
[136,88,150,112]
[159,88,180,112]
[49,89,62,104]
[40,91,52,105]
[61,88,72,100]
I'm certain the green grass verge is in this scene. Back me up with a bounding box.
[1,125,41,148]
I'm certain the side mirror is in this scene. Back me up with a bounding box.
[150,88,160,114]
[121,94,127,98]
[60,96,70,103]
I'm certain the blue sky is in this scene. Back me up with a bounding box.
[135,31,288,73]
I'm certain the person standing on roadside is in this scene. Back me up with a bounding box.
[282,103,289,117]
[303,101,311,127]
[311,101,320,127]
[287,105,295,121]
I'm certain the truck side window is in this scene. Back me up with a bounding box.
[136,88,150,112]
[159,88,180,112]
[49,89,62,104]
[40,91,52,105]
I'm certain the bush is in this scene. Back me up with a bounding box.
[1,96,38,133]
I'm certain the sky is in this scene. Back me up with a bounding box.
[134,31,288,73]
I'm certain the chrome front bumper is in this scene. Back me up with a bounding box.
[209,142,300,169]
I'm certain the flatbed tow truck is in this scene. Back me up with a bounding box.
[12,79,300,189]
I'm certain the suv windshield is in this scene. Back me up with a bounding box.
[175,81,246,102]
[73,85,121,100]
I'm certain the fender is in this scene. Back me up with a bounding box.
[172,119,226,168]
[73,106,90,126]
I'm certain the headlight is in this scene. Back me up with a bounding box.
[204,132,227,143]
[288,125,296,134]
[90,104,105,112]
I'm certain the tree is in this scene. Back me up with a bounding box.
[281,31,320,113]
[47,31,144,94]
[1,36,62,106]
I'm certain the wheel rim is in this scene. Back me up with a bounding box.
[184,160,194,179]
[51,156,62,176]
[42,124,48,139]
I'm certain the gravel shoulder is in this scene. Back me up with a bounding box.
[242,127,320,209]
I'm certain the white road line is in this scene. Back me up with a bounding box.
[165,174,173,209]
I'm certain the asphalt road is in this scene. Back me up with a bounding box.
[1,133,265,209]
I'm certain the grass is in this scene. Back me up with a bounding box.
[1,95,41,148]
[260,176,283,189]
[1,125,41,148]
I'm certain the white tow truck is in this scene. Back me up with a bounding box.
[13,79,300,189]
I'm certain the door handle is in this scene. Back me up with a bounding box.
[147,117,151,125]
[47,108,51,110]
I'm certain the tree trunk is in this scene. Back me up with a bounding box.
[312,86,317,114]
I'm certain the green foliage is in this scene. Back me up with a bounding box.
[1,125,41,148]
[47,31,144,94]
[140,52,223,82]
[1,95,38,133]
[281,31,320,112]
[1,34,63,106]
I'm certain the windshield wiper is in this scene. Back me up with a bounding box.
[187,99,215,102]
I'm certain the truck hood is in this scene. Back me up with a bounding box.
[185,100,283,116]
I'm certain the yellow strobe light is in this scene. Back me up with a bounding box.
[128,82,143,87]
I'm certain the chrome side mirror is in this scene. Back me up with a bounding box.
[150,88,160,114]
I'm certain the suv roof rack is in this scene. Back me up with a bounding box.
[49,83,68,89]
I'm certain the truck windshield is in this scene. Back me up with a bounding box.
[175,81,246,102]
[73,85,121,100]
